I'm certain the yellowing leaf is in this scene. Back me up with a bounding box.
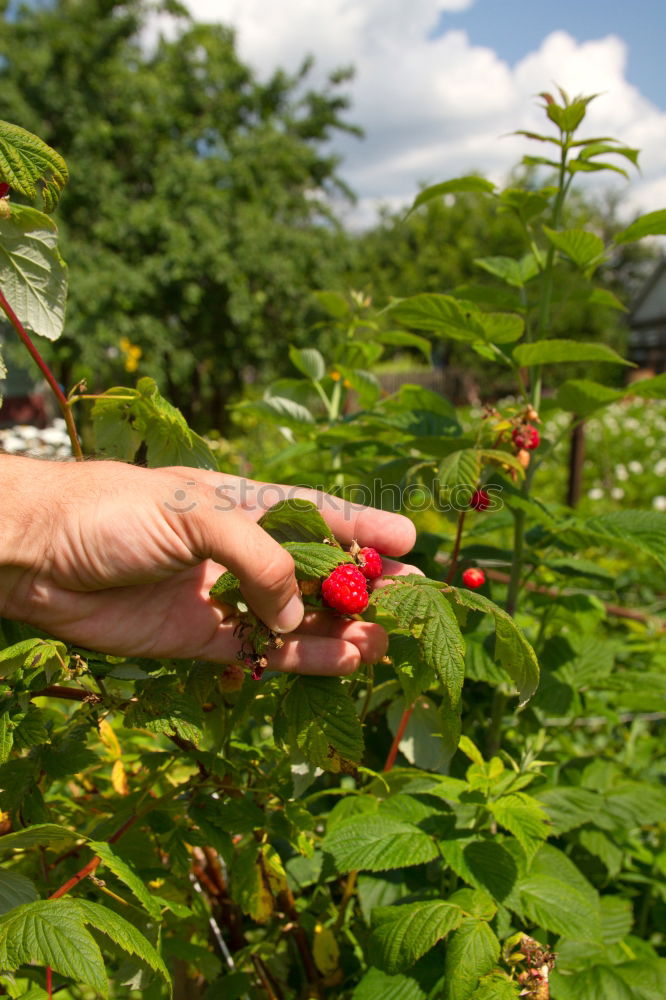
[99,720,120,759]
[313,924,340,976]
[111,760,129,796]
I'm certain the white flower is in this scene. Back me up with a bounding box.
[610,487,625,500]
[587,487,604,500]
[615,465,628,481]
[653,496,666,512]
[628,461,643,475]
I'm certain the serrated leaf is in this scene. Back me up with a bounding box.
[478,312,524,343]
[275,676,363,773]
[88,842,161,920]
[446,588,539,705]
[0,871,38,915]
[74,899,171,992]
[283,542,353,580]
[409,176,495,213]
[289,346,326,381]
[0,824,77,852]
[0,121,68,210]
[258,498,335,544]
[543,227,606,272]
[513,339,631,367]
[323,816,439,874]
[236,394,315,425]
[562,510,666,571]
[555,379,623,415]
[0,637,66,676]
[377,329,432,361]
[536,786,601,835]
[371,900,463,972]
[438,449,480,491]
[489,794,550,859]
[474,255,539,288]
[0,899,107,995]
[0,209,67,341]
[551,964,634,1000]
[444,919,500,1000]
[615,209,666,244]
[353,967,426,1000]
[469,973,519,999]
[600,895,633,946]
[209,569,243,606]
[626,373,666,398]
[388,294,486,341]
[517,873,600,941]
[373,581,466,702]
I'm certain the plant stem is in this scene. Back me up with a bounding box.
[0,286,83,460]
[383,702,414,771]
[445,510,466,584]
[333,870,358,932]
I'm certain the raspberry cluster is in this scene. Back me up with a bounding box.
[512,424,540,451]
[320,546,384,614]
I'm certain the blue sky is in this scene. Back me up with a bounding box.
[436,0,665,110]
[192,0,666,227]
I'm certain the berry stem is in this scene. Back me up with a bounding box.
[0,286,84,460]
[46,965,52,1000]
[383,702,414,771]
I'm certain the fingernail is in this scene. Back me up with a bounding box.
[273,592,304,633]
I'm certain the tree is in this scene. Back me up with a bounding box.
[0,0,359,429]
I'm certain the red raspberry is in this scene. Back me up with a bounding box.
[321,564,369,614]
[470,489,490,511]
[462,567,486,589]
[219,663,245,693]
[0,183,9,199]
[357,547,383,580]
[512,424,540,451]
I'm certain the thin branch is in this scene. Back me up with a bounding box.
[0,286,83,460]
[383,702,414,771]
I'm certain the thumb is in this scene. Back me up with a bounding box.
[188,504,304,633]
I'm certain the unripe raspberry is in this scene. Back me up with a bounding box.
[470,489,490,511]
[357,547,383,580]
[462,567,486,589]
[512,425,540,451]
[517,448,531,469]
[321,564,369,614]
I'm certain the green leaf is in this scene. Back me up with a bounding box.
[478,312,524,343]
[88,842,162,920]
[0,824,77,852]
[565,510,666,571]
[92,378,218,469]
[438,449,480,491]
[258,498,335,544]
[551,964,634,1000]
[323,816,439,873]
[474,255,539,288]
[446,588,539,705]
[289,346,326,381]
[626,373,666,399]
[469,973,519,999]
[444,919,500,1000]
[336,365,381,408]
[353,967,426,1000]
[283,542,353,580]
[388,294,486,341]
[74,899,171,992]
[513,339,631,367]
[536,787,601,835]
[235,394,315,425]
[555,379,623,415]
[0,899,108,995]
[371,901,463,972]
[409,176,495,213]
[0,871,38,915]
[0,120,68,210]
[600,895,633,946]
[312,290,350,319]
[0,207,67,341]
[0,714,13,765]
[489,794,550,860]
[543,227,606,273]
[274,676,363,773]
[372,581,466,703]
[209,570,243,607]
[615,209,666,244]
[376,329,432,362]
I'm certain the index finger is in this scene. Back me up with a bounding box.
[178,471,417,558]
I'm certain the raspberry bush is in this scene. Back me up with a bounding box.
[0,91,665,1000]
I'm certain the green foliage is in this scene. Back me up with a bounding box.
[0,84,664,1000]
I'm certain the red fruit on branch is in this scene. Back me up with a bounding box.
[357,546,383,579]
[462,567,486,589]
[470,489,490,511]
[321,563,369,614]
[512,424,540,451]
[0,183,9,198]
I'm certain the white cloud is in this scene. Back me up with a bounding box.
[185,2,666,228]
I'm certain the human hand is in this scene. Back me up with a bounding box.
[0,458,419,674]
